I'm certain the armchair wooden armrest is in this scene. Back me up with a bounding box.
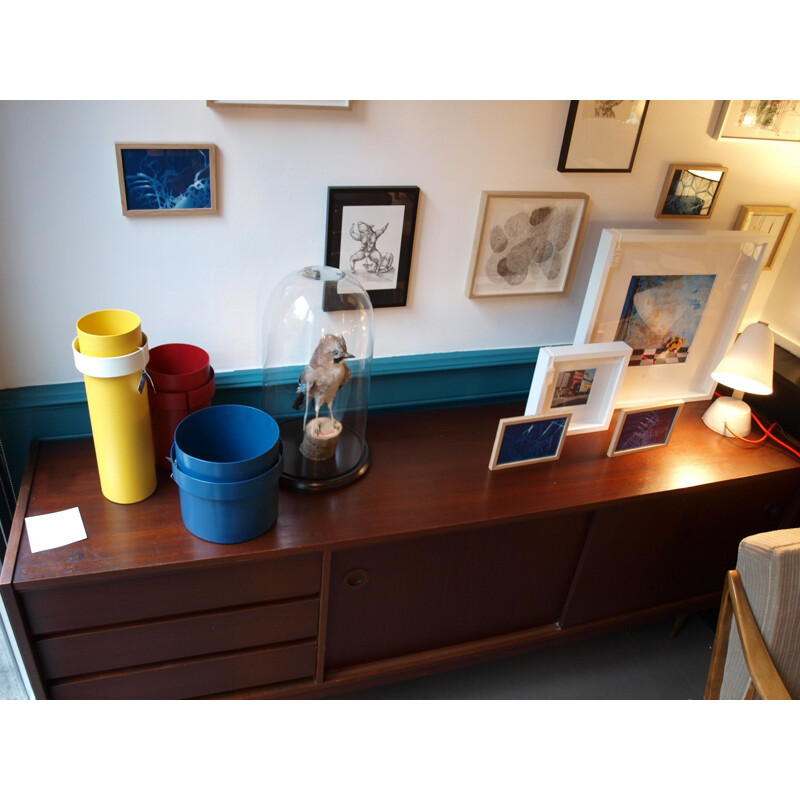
[705,570,791,700]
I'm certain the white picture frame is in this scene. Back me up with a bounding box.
[607,401,684,457]
[713,101,800,142]
[488,410,572,471]
[525,342,632,435]
[574,229,773,407]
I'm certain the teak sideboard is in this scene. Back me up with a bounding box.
[2,402,799,699]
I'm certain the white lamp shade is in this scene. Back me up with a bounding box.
[710,322,774,395]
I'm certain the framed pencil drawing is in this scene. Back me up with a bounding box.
[115,143,217,215]
[466,191,589,298]
[325,186,420,308]
[525,342,633,435]
[607,402,683,457]
[557,100,649,172]
[574,229,772,406]
[656,164,727,219]
[488,410,571,471]
[734,205,796,270]
[713,101,800,142]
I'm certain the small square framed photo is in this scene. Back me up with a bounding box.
[466,191,589,297]
[607,401,683,458]
[325,186,420,308]
[488,410,572,471]
[655,164,727,219]
[115,143,217,215]
[734,205,796,270]
[525,342,632,435]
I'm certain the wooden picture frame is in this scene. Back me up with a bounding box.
[466,191,589,297]
[574,229,772,406]
[607,402,683,457]
[524,342,632,435]
[325,186,420,308]
[734,205,796,270]
[656,164,727,219]
[488,410,571,471]
[115,143,217,216]
[557,100,649,173]
[713,101,800,142]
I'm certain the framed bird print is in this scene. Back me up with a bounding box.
[325,186,420,308]
[488,410,572,471]
[466,191,589,298]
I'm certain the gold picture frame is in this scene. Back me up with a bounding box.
[115,143,218,216]
[734,205,797,270]
[655,164,727,219]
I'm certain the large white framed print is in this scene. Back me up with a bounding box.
[525,342,632,435]
[574,229,772,406]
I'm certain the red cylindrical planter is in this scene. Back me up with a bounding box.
[147,344,215,471]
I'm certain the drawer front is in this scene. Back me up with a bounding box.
[48,640,318,700]
[38,597,320,680]
[21,553,322,635]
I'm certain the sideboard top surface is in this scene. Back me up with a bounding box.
[5,401,799,586]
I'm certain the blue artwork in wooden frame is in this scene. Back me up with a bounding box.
[488,410,571,470]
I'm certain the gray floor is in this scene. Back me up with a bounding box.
[0,612,715,701]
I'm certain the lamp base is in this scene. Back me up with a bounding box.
[702,395,752,437]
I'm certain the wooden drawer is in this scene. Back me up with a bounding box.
[37,597,320,680]
[48,640,318,699]
[20,554,322,635]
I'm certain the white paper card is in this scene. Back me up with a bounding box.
[25,507,88,553]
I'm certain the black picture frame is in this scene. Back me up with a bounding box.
[325,186,420,308]
[557,101,649,173]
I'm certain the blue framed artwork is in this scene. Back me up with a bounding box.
[488,410,571,471]
[115,143,218,215]
[607,402,683,457]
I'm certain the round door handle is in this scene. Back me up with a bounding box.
[343,568,370,589]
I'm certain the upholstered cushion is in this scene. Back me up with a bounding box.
[720,528,800,699]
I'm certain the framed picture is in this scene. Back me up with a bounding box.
[466,191,589,298]
[607,402,683,457]
[325,186,420,308]
[115,143,217,215]
[207,100,351,109]
[525,342,633,435]
[488,410,571,471]
[557,100,649,173]
[734,205,796,270]
[656,164,727,219]
[574,229,772,406]
[713,101,800,142]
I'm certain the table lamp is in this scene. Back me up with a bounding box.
[702,322,774,437]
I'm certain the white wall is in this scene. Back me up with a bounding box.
[2,99,799,390]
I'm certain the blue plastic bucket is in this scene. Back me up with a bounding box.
[171,445,282,544]
[174,404,280,482]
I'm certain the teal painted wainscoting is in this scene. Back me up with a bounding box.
[0,347,543,494]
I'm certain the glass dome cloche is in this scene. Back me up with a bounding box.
[261,266,374,491]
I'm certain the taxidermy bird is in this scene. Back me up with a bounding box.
[292,334,354,433]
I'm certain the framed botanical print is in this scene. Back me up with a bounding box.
[713,101,800,142]
[557,100,649,172]
[574,229,772,406]
[115,143,217,215]
[734,205,796,270]
[325,186,420,308]
[466,191,589,297]
[525,342,632,435]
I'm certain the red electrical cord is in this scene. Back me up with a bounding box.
[714,391,800,459]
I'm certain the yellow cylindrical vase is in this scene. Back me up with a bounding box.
[75,310,157,504]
